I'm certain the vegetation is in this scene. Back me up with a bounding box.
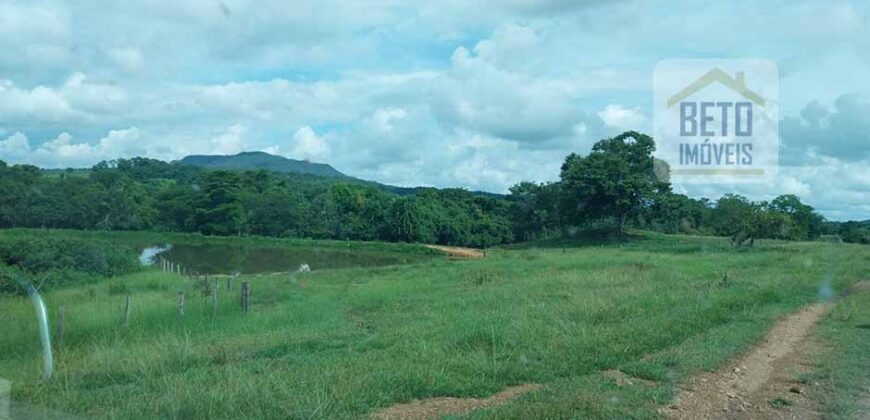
[802,286,870,418]
[0,132,863,248]
[828,220,870,244]
[0,232,867,418]
[0,158,513,247]
[558,132,663,234]
[0,235,140,294]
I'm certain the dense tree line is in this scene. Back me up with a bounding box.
[0,158,513,247]
[0,132,864,247]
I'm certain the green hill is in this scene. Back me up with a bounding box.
[177,151,349,178]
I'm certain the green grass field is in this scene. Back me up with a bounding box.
[801,285,870,419]
[1,231,868,419]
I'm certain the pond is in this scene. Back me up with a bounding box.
[139,243,422,274]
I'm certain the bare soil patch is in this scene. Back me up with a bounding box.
[424,245,485,259]
[371,384,539,420]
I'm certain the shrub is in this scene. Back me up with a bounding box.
[0,236,140,293]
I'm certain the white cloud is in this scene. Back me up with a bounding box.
[431,35,605,143]
[290,126,329,160]
[0,127,143,168]
[0,79,75,122]
[210,124,247,155]
[470,23,539,69]
[598,104,646,130]
[0,132,31,162]
[369,107,408,134]
[0,73,127,126]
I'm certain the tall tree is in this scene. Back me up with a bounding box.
[559,131,661,233]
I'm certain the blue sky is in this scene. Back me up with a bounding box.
[0,0,868,220]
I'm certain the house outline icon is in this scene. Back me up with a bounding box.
[666,67,765,108]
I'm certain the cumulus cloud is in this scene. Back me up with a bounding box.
[210,124,247,155]
[0,132,31,163]
[0,73,127,127]
[0,79,75,122]
[781,94,870,163]
[290,126,329,160]
[598,104,646,130]
[430,24,606,144]
[369,107,408,134]
[0,127,143,168]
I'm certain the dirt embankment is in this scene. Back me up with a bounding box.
[424,245,485,259]
[371,384,538,420]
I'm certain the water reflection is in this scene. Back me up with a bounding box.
[139,244,171,265]
[139,243,416,274]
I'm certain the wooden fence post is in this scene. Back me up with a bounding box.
[226,277,231,291]
[241,282,250,313]
[212,279,219,315]
[57,306,65,349]
[178,292,185,319]
[123,296,132,328]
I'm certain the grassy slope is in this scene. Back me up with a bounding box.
[0,232,868,419]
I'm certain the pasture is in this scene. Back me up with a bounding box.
[1,230,868,419]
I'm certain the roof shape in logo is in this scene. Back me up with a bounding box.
[667,68,765,108]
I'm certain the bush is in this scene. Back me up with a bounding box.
[0,236,141,293]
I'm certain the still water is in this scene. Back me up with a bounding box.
[140,243,418,274]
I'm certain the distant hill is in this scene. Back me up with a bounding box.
[177,151,349,178]
[175,151,501,197]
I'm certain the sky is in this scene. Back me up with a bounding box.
[0,0,868,220]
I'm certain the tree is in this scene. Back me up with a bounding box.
[646,189,712,234]
[384,197,435,243]
[840,221,870,244]
[195,171,247,236]
[559,131,661,233]
[769,195,824,240]
[508,181,561,241]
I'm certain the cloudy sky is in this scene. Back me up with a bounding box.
[0,0,868,220]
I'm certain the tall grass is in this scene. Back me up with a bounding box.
[0,232,867,419]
